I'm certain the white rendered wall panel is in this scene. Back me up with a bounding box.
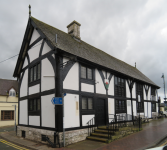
[126,81,130,98]
[41,94,55,128]
[156,103,158,113]
[64,94,80,128]
[41,58,55,92]
[29,116,40,126]
[148,86,151,100]
[29,84,40,95]
[23,57,28,68]
[133,101,137,116]
[148,102,152,118]
[107,72,110,79]
[132,83,136,99]
[28,42,40,63]
[96,69,106,94]
[108,76,114,96]
[108,98,115,122]
[102,70,106,78]
[143,86,146,100]
[42,41,52,55]
[82,115,95,126]
[81,83,94,93]
[63,62,79,91]
[19,100,28,125]
[127,100,132,115]
[29,29,40,45]
[20,69,28,97]
[155,90,158,101]
[144,102,148,117]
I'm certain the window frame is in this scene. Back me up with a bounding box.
[136,82,144,112]
[152,102,156,112]
[114,76,126,97]
[28,98,41,116]
[81,96,94,110]
[1,110,14,121]
[115,99,127,114]
[81,65,93,80]
[29,62,41,83]
[9,89,16,97]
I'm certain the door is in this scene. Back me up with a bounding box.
[96,98,106,126]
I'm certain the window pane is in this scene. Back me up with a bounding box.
[87,68,92,79]
[34,99,36,111]
[37,64,40,79]
[37,99,40,110]
[81,66,86,79]
[115,77,117,85]
[82,97,87,109]
[12,91,16,96]
[30,68,33,82]
[34,66,36,81]
[30,100,33,111]
[88,98,93,109]
[118,78,120,85]
[9,91,12,96]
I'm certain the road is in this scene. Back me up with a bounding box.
[0,126,29,150]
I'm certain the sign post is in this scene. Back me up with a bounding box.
[62,93,65,147]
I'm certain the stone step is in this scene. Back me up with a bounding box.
[98,126,119,131]
[91,133,108,138]
[87,136,108,142]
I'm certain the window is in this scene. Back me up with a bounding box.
[9,88,16,97]
[81,66,93,80]
[115,76,126,97]
[1,111,14,120]
[151,87,156,101]
[29,99,41,112]
[30,63,40,82]
[136,83,144,112]
[152,103,156,112]
[82,97,93,110]
[115,100,126,113]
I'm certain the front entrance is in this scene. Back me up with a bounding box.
[96,98,106,126]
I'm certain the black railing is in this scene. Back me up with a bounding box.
[87,117,95,136]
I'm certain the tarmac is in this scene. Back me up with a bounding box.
[0,118,167,150]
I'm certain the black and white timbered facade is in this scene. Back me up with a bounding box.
[13,16,160,144]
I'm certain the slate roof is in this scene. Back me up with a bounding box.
[20,17,159,87]
[0,79,18,96]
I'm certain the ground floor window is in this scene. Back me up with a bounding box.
[28,98,41,115]
[137,102,144,112]
[152,103,156,112]
[1,111,14,120]
[82,97,93,110]
[115,99,126,113]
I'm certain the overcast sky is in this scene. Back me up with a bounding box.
[0,0,167,101]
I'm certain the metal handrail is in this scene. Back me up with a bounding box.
[87,117,95,136]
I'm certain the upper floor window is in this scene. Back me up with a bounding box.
[136,83,144,112]
[81,66,93,80]
[114,76,126,97]
[151,87,156,101]
[30,63,40,82]
[9,88,16,97]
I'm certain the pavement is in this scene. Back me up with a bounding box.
[0,118,167,150]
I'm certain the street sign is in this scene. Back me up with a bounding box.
[51,97,62,105]
[64,93,66,96]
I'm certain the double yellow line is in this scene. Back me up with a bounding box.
[0,139,29,150]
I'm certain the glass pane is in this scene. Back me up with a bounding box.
[116,100,119,110]
[118,78,120,85]
[82,97,87,109]
[122,101,124,110]
[37,99,40,110]
[87,68,92,79]
[115,77,117,85]
[12,91,16,96]
[34,99,36,111]
[81,66,86,79]
[30,68,33,82]
[30,100,33,111]
[88,98,93,109]
[119,101,121,110]
[9,91,12,96]
[34,66,36,81]
[38,64,40,79]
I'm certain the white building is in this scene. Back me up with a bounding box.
[13,16,159,146]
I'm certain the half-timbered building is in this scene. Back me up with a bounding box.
[13,15,160,146]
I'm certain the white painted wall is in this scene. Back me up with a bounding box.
[156,103,158,113]
[63,62,79,91]
[126,81,130,98]
[127,100,131,115]
[102,70,106,78]
[29,84,40,95]
[108,75,114,96]
[29,116,40,126]
[148,102,152,118]
[64,94,80,128]
[42,41,52,55]
[82,115,95,126]
[28,41,41,63]
[81,83,94,93]
[23,57,28,68]
[148,86,151,100]
[132,83,136,99]
[41,94,55,128]
[144,102,148,117]
[143,86,146,100]
[133,101,137,116]
[20,69,28,97]
[19,100,28,125]
[96,69,106,94]
[108,98,115,122]
[155,89,158,101]
[41,58,55,92]
[29,29,40,45]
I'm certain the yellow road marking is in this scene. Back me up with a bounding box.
[160,140,167,146]
[0,139,29,150]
